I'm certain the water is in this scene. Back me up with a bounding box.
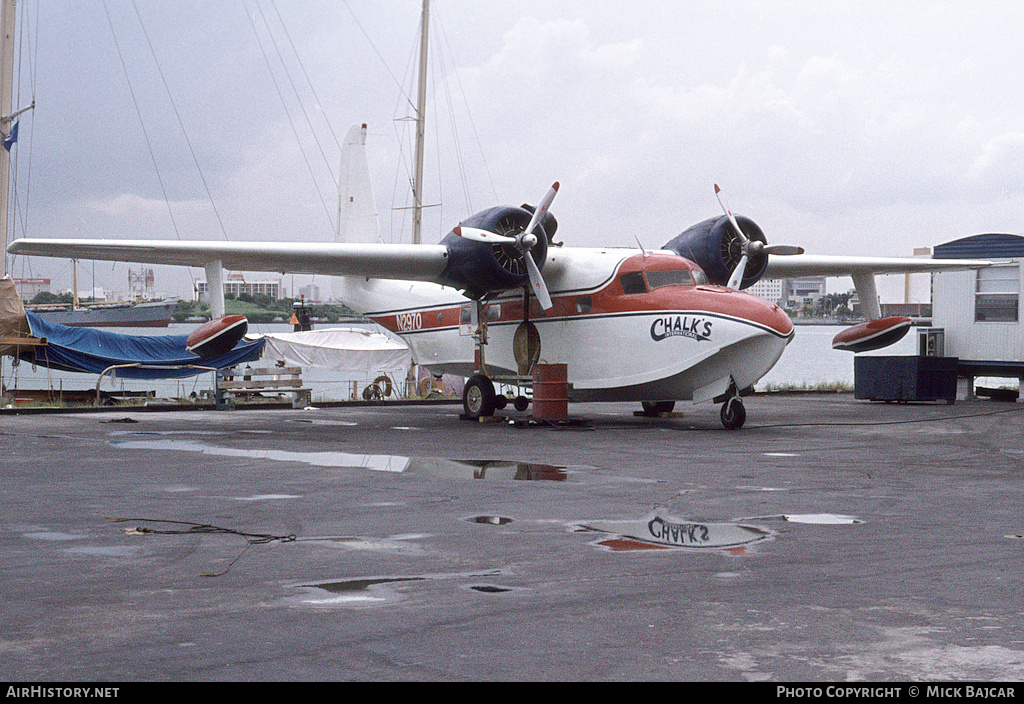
[0,321,935,404]
[758,323,918,390]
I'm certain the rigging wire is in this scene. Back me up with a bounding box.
[129,0,230,243]
[99,0,183,243]
[267,0,342,155]
[243,0,335,233]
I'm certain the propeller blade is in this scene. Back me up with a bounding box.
[727,252,748,290]
[522,182,560,241]
[453,226,517,244]
[762,244,805,256]
[714,183,747,243]
[523,247,553,312]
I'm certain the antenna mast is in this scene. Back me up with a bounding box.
[411,0,429,245]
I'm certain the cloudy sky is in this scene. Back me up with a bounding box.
[4,0,1024,302]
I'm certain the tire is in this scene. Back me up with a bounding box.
[720,398,746,430]
[513,395,530,411]
[463,375,497,419]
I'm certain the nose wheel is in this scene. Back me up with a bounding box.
[720,396,746,430]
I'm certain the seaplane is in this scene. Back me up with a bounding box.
[7,125,989,428]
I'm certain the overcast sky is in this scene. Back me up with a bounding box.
[5,0,1024,302]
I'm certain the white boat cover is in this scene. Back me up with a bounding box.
[259,327,411,373]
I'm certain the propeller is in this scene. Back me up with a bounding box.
[454,182,558,313]
[714,184,804,290]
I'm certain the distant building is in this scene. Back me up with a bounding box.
[196,273,283,303]
[13,278,50,302]
[298,284,321,303]
[746,278,783,305]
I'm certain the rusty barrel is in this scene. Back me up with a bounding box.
[532,363,568,419]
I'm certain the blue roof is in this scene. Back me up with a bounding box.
[933,233,1024,259]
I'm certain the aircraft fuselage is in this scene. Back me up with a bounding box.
[337,249,794,404]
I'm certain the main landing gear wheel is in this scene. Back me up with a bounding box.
[720,397,746,430]
[463,374,497,420]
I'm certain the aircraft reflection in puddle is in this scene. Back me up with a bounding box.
[576,512,772,554]
[108,436,566,480]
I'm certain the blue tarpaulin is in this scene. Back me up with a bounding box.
[24,312,265,379]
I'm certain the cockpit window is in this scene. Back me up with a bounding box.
[646,269,696,289]
[620,272,647,294]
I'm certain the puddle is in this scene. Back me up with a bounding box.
[24,531,87,541]
[464,584,522,594]
[233,494,302,501]
[468,515,513,525]
[288,577,425,606]
[751,513,864,525]
[286,569,509,607]
[108,436,569,480]
[576,512,772,553]
[296,535,427,555]
[65,545,142,558]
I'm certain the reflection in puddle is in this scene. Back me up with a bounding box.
[108,436,567,480]
[286,569,510,607]
[469,515,513,525]
[289,577,424,606]
[24,531,87,541]
[782,513,863,524]
[577,512,772,554]
[747,513,865,525]
[297,535,427,555]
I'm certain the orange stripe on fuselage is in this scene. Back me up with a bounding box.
[369,252,793,338]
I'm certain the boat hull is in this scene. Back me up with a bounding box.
[33,300,177,328]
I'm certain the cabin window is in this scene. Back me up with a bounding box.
[575,296,592,314]
[646,269,696,289]
[620,272,647,294]
[975,264,1019,322]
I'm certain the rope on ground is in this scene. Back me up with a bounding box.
[105,517,296,577]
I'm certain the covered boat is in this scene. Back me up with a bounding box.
[19,310,264,379]
[259,327,411,372]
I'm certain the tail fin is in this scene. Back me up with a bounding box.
[334,124,381,304]
[336,124,381,245]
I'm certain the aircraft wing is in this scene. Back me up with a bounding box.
[6,238,450,281]
[764,253,990,278]
[763,253,990,320]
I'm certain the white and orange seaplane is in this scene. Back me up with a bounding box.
[7,126,988,428]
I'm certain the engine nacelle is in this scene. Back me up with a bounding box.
[437,205,553,299]
[662,215,768,289]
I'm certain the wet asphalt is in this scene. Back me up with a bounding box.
[3,393,1024,682]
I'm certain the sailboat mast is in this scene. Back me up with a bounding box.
[0,0,14,277]
[412,0,429,245]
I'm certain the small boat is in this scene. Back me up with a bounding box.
[186,315,249,358]
[832,316,912,353]
[31,299,177,328]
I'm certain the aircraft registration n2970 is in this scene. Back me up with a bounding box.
[7,125,989,428]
